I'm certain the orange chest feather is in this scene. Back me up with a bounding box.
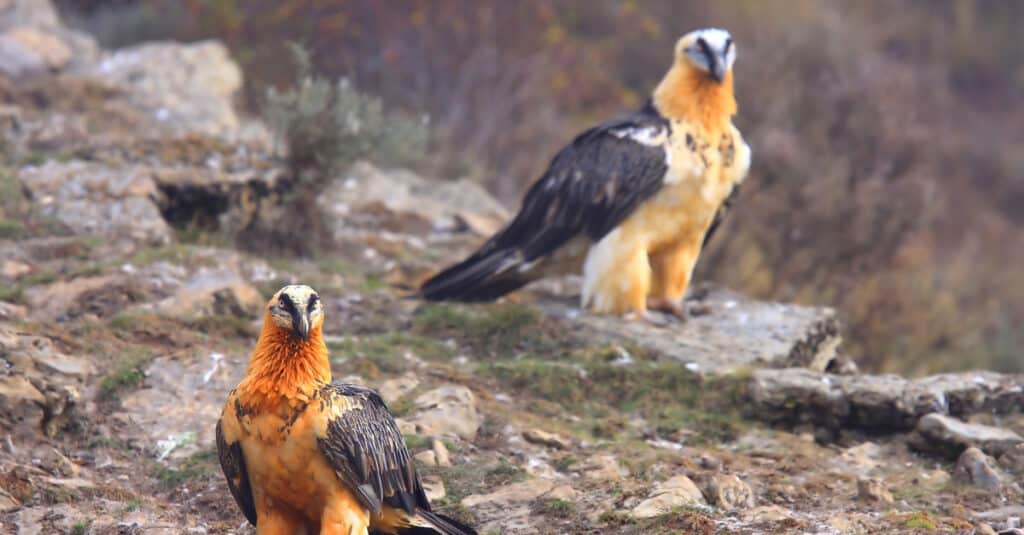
[625,123,741,248]
[223,394,341,516]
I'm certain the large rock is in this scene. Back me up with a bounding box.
[462,478,575,535]
[118,350,246,460]
[322,161,511,238]
[630,474,707,518]
[401,385,483,440]
[0,326,92,438]
[911,413,1024,459]
[749,368,1024,433]
[18,161,174,245]
[91,40,243,138]
[0,0,99,76]
[548,286,843,374]
[0,0,60,28]
[151,267,263,319]
[0,26,70,76]
[953,447,1004,491]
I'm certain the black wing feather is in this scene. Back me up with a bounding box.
[702,182,741,249]
[420,100,670,301]
[317,383,428,516]
[216,419,257,526]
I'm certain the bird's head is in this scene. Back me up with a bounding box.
[265,284,324,342]
[675,28,735,84]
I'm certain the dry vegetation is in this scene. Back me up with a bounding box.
[56,0,1024,375]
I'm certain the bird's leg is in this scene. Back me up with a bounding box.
[647,239,701,321]
[320,493,370,535]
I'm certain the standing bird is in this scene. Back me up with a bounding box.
[419,28,751,320]
[216,285,476,535]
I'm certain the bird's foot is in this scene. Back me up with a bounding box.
[646,296,688,322]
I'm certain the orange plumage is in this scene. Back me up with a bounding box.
[216,285,476,535]
[419,28,751,321]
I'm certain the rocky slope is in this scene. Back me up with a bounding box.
[1,2,1022,534]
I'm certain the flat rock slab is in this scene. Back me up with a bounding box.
[750,368,1024,432]
[545,286,842,374]
[911,413,1024,459]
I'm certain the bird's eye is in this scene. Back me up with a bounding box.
[308,294,320,309]
[725,38,733,51]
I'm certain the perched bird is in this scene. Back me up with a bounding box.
[419,28,751,320]
[216,285,476,535]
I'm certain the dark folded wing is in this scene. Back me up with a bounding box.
[216,419,257,526]
[317,383,428,515]
[479,101,670,262]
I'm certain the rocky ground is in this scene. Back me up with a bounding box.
[1,2,1023,534]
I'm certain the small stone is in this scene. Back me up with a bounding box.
[462,478,557,507]
[698,454,722,471]
[376,373,419,403]
[422,475,445,502]
[580,454,625,481]
[0,301,27,321]
[856,477,894,504]
[522,428,571,450]
[409,386,482,440]
[1,260,30,279]
[705,474,755,510]
[954,447,1003,490]
[546,484,577,501]
[976,523,997,535]
[0,488,18,513]
[432,439,451,467]
[413,450,437,467]
[630,475,706,519]
[740,505,794,523]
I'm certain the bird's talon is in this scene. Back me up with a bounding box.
[646,297,688,322]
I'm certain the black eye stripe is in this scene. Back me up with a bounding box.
[308,294,319,309]
[725,38,733,51]
[697,37,709,55]
[279,293,296,313]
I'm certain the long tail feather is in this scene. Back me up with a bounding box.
[418,247,534,302]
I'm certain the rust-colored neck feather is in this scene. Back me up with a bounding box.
[653,63,736,137]
[238,312,331,410]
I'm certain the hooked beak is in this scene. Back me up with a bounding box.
[693,38,727,83]
[290,307,311,341]
[710,60,726,83]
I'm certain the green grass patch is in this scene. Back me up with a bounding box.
[0,269,59,303]
[403,434,432,453]
[0,218,26,239]
[128,244,215,267]
[413,302,562,357]
[599,505,715,534]
[187,313,257,339]
[483,346,747,445]
[429,458,527,509]
[899,512,938,531]
[97,349,155,402]
[70,520,92,535]
[155,450,218,490]
[329,333,448,378]
[536,498,575,518]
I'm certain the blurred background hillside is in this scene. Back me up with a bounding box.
[54,0,1024,375]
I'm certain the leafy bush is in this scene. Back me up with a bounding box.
[264,43,428,183]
